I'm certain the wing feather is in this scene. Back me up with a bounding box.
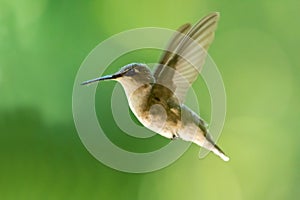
[153,23,191,78]
[152,12,220,104]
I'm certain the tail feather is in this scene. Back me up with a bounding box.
[203,133,230,161]
[212,144,230,162]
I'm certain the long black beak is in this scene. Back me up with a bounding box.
[81,74,121,85]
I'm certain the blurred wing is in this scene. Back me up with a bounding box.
[153,23,191,78]
[152,12,220,104]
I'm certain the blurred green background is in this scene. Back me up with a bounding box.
[1,0,299,199]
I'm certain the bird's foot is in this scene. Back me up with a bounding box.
[171,134,179,140]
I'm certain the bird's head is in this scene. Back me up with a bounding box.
[81,63,154,91]
[114,63,154,84]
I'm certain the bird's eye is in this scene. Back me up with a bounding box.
[125,68,136,76]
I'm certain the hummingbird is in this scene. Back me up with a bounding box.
[82,12,229,161]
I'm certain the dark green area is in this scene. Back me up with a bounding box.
[1,0,300,199]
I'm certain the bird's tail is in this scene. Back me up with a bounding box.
[210,143,230,162]
[203,131,229,161]
[195,133,230,162]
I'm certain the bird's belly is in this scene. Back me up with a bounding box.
[140,117,177,139]
[135,104,180,139]
[128,90,180,139]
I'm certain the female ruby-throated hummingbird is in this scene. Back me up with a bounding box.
[82,12,229,161]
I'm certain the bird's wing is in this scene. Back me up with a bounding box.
[153,23,191,78]
[152,12,220,104]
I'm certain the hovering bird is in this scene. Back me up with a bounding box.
[82,12,229,161]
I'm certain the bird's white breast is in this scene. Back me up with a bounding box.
[128,85,177,139]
